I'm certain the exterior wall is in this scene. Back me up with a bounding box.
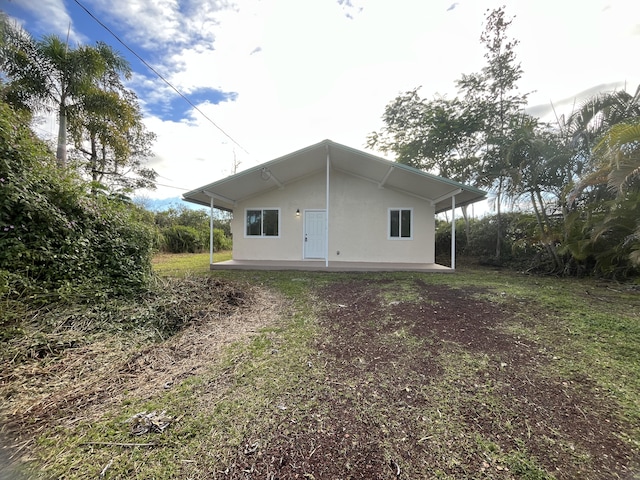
[327,170,435,263]
[231,172,326,261]
[230,169,436,263]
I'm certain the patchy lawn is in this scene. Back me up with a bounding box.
[1,264,639,479]
[152,251,232,276]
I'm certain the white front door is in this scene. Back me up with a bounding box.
[304,210,326,259]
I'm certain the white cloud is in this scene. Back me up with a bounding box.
[90,0,187,47]
[133,0,640,198]
[9,0,640,201]
[9,0,83,43]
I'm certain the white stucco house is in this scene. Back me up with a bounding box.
[182,139,486,272]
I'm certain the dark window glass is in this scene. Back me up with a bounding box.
[401,209,411,237]
[263,209,279,236]
[390,210,400,237]
[246,209,279,236]
[390,209,411,238]
[246,210,262,236]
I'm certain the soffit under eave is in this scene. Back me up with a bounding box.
[183,139,487,211]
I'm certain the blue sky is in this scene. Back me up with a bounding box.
[3,0,640,206]
[2,0,239,123]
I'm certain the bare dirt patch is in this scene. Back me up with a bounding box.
[228,277,638,479]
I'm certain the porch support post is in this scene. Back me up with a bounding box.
[451,195,456,270]
[210,196,214,267]
[325,144,330,268]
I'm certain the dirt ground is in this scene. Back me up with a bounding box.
[2,276,639,479]
[227,277,638,479]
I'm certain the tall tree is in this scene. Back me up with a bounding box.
[368,89,484,179]
[67,43,157,194]
[584,120,640,270]
[503,114,575,271]
[69,88,157,194]
[367,89,485,242]
[457,6,528,259]
[566,86,640,185]
[0,16,128,167]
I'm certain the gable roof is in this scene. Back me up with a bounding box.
[182,139,486,213]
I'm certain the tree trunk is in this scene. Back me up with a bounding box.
[56,106,67,168]
[461,204,471,246]
[495,179,502,260]
[530,190,562,271]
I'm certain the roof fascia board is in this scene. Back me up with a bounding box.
[435,197,478,214]
[183,196,233,212]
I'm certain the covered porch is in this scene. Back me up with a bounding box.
[211,259,453,273]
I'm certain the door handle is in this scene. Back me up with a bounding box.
[305,234,308,242]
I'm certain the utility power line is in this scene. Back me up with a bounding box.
[72,0,249,155]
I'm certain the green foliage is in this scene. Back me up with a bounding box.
[1,16,156,188]
[367,2,640,278]
[213,227,232,251]
[161,225,204,253]
[562,194,640,278]
[155,206,232,253]
[437,213,553,270]
[434,218,468,258]
[0,101,154,302]
[367,90,485,185]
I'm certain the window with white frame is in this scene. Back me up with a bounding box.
[246,208,280,237]
[389,208,412,239]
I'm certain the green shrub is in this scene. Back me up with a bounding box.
[435,218,468,259]
[436,212,548,269]
[0,101,154,302]
[155,206,232,253]
[213,227,232,250]
[162,225,204,253]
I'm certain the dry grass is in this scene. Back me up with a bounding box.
[0,274,285,478]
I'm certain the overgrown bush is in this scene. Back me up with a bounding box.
[155,205,232,253]
[161,225,204,253]
[436,212,547,270]
[0,101,154,302]
[214,227,232,251]
[434,218,468,260]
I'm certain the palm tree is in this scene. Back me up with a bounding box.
[564,117,640,273]
[592,121,640,194]
[0,15,131,167]
[566,86,640,170]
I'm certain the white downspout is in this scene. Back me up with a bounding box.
[210,196,214,267]
[325,145,330,268]
[451,195,456,270]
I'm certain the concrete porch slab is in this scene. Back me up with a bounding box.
[210,260,454,273]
